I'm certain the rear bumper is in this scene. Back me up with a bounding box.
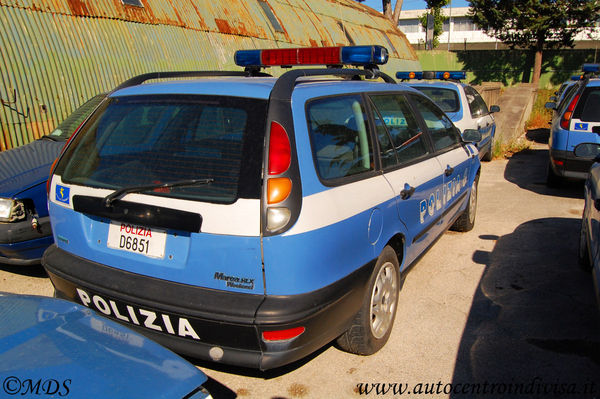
[549,149,593,179]
[42,244,373,370]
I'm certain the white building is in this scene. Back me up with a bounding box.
[398,7,600,51]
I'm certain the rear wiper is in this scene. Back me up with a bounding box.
[103,178,214,207]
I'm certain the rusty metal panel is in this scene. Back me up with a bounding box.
[0,0,419,150]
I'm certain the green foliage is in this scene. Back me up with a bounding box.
[419,0,450,49]
[468,0,600,51]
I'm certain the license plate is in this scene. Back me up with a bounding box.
[107,221,167,259]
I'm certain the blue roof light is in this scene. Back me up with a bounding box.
[582,64,600,73]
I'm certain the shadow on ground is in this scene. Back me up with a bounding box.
[0,263,47,279]
[450,217,600,398]
[504,128,584,200]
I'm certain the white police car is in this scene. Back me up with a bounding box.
[397,71,500,161]
[42,46,481,370]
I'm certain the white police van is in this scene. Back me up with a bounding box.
[43,46,481,370]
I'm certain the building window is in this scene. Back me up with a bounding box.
[453,17,475,32]
[258,0,284,33]
[398,19,420,33]
[121,0,143,7]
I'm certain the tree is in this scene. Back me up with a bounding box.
[419,0,450,49]
[468,0,600,86]
[382,0,404,24]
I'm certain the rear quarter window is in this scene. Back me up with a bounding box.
[306,95,375,181]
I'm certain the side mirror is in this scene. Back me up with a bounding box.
[573,143,600,161]
[549,95,557,102]
[462,129,482,143]
[489,105,500,113]
[545,102,557,110]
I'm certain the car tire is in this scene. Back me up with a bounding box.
[546,162,562,187]
[578,208,592,271]
[336,246,400,355]
[482,139,493,162]
[451,174,479,232]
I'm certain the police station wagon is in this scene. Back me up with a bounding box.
[397,71,500,162]
[43,46,482,370]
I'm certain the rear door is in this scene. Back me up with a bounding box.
[368,92,445,268]
[408,93,474,225]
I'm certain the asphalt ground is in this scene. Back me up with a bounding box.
[1,130,599,399]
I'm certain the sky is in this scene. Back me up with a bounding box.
[358,0,470,12]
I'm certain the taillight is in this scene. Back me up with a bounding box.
[268,122,291,175]
[560,94,580,130]
[262,327,305,342]
[266,121,292,232]
[267,178,292,204]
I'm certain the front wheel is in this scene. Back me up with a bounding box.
[337,246,401,355]
[451,174,479,232]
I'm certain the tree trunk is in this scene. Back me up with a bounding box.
[532,49,542,87]
[392,0,404,24]
[383,0,392,20]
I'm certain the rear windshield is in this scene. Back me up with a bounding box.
[411,86,459,113]
[574,86,600,122]
[55,95,267,203]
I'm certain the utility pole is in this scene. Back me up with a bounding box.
[447,0,452,51]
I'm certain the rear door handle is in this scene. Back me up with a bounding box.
[445,166,454,176]
[401,184,415,200]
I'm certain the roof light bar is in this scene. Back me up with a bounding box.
[426,71,466,80]
[571,75,584,81]
[582,64,600,73]
[234,46,388,68]
[396,71,466,81]
[396,71,424,80]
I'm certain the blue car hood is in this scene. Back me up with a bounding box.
[0,139,64,198]
[0,293,209,399]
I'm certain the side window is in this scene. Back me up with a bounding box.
[307,95,374,181]
[369,94,429,167]
[464,86,489,118]
[410,94,461,152]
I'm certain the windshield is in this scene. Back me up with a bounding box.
[411,86,460,113]
[55,94,267,204]
[48,94,106,140]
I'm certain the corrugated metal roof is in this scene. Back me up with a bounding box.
[0,0,419,151]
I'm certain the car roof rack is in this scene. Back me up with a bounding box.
[112,70,272,93]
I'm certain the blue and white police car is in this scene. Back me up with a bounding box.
[546,64,600,186]
[397,71,500,162]
[42,46,482,370]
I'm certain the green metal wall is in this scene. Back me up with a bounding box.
[0,0,420,150]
